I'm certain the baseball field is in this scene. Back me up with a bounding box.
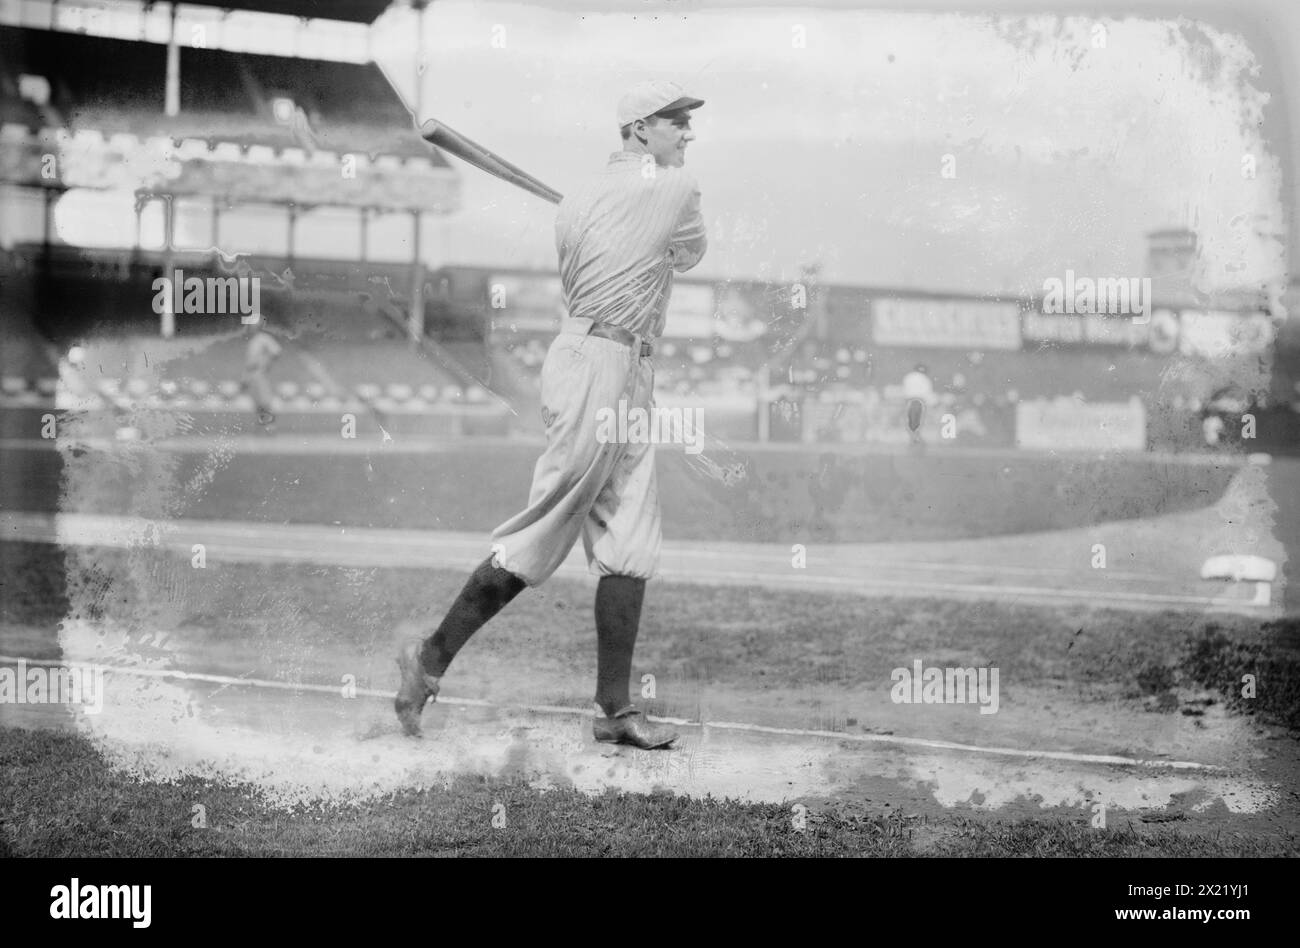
[1,432,1297,856]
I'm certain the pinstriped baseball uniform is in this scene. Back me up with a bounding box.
[489,151,707,586]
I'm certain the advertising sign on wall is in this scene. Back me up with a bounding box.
[1015,396,1147,451]
[872,297,1021,350]
[1022,308,1180,353]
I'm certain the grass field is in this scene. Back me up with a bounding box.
[2,438,1295,857]
[7,542,1299,729]
[6,439,1241,543]
[3,539,1298,857]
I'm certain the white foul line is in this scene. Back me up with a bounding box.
[0,510,1271,614]
[0,654,1222,773]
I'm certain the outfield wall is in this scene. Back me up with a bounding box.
[478,269,1291,455]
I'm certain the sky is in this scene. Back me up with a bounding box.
[371,1,1289,298]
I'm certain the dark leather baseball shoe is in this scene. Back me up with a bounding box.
[394,638,440,737]
[593,704,678,749]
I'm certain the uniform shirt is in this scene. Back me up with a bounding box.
[901,370,935,403]
[246,331,282,372]
[555,151,707,340]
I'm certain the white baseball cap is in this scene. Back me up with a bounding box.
[617,79,705,128]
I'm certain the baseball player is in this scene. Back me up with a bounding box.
[902,363,935,444]
[242,318,282,431]
[395,80,708,749]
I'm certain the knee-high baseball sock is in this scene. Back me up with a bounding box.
[420,555,526,677]
[594,574,646,717]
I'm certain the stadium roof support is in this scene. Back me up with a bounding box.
[0,26,459,213]
[0,26,442,157]
[2,13,450,340]
[138,1,396,25]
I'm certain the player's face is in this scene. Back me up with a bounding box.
[643,111,695,167]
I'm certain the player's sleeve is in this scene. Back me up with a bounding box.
[666,171,707,273]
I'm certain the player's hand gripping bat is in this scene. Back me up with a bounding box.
[420,118,563,205]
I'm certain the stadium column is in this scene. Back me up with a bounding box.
[410,0,428,347]
[164,3,180,118]
[160,194,175,339]
[414,1,428,120]
[409,210,425,343]
[42,189,52,250]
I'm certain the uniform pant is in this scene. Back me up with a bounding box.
[906,397,926,432]
[490,318,661,586]
[243,370,275,416]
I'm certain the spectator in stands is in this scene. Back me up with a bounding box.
[902,363,935,444]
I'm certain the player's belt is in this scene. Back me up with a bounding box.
[563,317,653,358]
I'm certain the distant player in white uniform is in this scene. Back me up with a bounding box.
[902,363,934,444]
[395,81,708,748]
[243,319,282,431]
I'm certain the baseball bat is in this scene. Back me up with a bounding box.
[420,118,563,205]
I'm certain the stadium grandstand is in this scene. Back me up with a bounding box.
[2,0,1296,454]
[470,246,1299,453]
[0,0,511,438]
